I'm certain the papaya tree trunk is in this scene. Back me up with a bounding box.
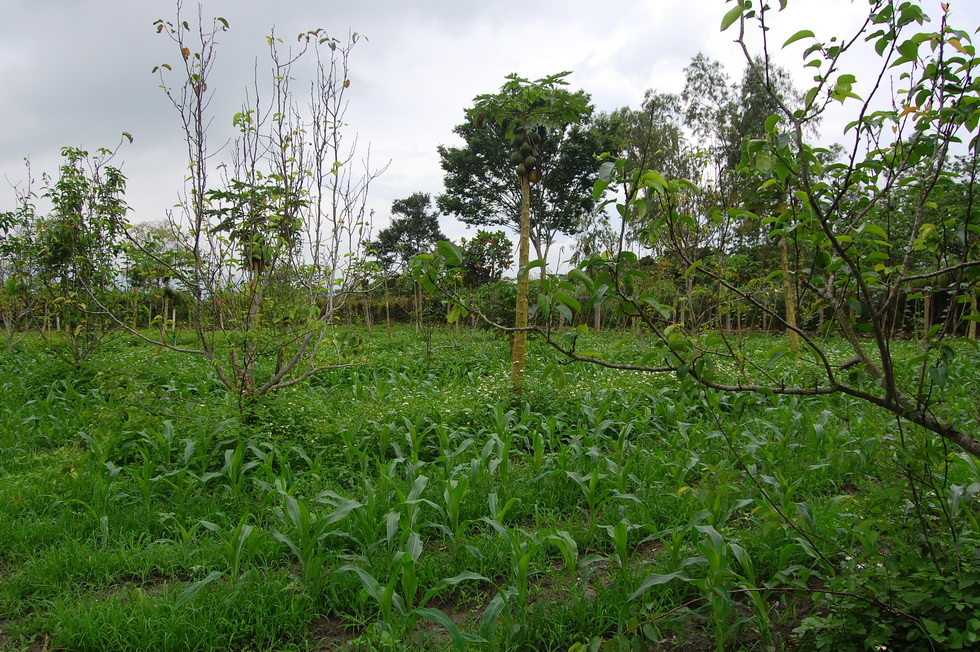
[511,174,532,384]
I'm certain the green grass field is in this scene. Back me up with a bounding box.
[1,327,979,650]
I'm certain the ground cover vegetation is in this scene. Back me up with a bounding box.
[1,328,977,651]
[2,0,980,649]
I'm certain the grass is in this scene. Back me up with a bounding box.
[0,326,978,650]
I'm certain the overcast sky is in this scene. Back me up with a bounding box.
[2,0,978,264]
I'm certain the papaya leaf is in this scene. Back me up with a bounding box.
[436,240,464,267]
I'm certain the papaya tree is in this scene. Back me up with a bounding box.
[438,92,616,271]
[460,72,590,384]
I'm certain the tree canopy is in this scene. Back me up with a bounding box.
[437,84,619,265]
[369,192,447,274]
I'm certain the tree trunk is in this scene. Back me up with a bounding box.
[384,279,392,339]
[242,277,265,398]
[923,292,933,338]
[779,236,801,360]
[511,175,532,385]
[970,290,978,340]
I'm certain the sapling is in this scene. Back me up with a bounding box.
[481,517,542,609]
[199,512,257,583]
[338,531,492,649]
[272,487,361,584]
[599,518,641,568]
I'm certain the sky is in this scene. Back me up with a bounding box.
[2,0,978,268]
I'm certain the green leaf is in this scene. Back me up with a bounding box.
[567,267,594,291]
[518,259,545,281]
[767,346,790,368]
[321,497,362,527]
[337,564,385,602]
[416,608,473,649]
[783,29,815,48]
[860,223,888,240]
[436,240,464,267]
[804,87,819,109]
[174,571,223,608]
[720,4,745,31]
[598,160,617,183]
[593,178,611,201]
[630,571,690,600]
[479,592,507,640]
[557,304,573,323]
[554,292,581,312]
[422,571,490,606]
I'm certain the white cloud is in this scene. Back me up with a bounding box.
[2,0,977,259]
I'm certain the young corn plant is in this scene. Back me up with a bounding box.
[390,473,439,540]
[64,458,124,542]
[730,541,774,650]
[543,530,587,581]
[435,420,476,480]
[199,512,257,584]
[565,468,640,526]
[123,441,162,514]
[337,478,395,556]
[530,427,548,476]
[605,455,637,496]
[338,531,493,649]
[399,413,430,467]
[486,404,520,489]
[599,518,642,569]
[218,438,261,498]
[481,517,542,610]
[630,525,747,652]
[438,468,473,544]
[681,464,753,528]
[272,485,361,584]
[62,430,129,541]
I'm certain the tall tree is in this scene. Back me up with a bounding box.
[438,87,617,267]
[460,72,591,384]
[370,193,447,274]
[369,192,447,332]
[459,229,512,288]
[0,164,44,352]
[35,146,128,366]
